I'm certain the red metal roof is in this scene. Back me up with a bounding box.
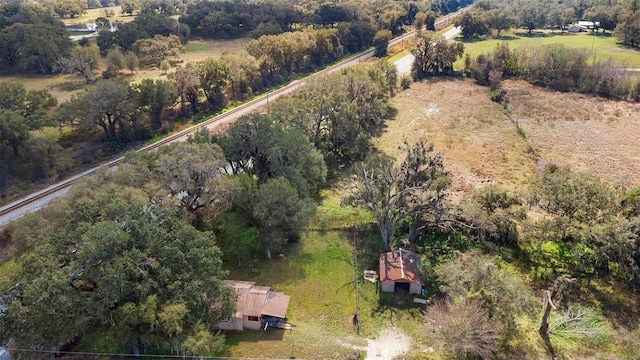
[379,249,424,285]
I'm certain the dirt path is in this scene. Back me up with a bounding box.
[364,328,411,360]
[340,328,411,360]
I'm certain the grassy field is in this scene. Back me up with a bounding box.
[61,6,133,26]
[455,31,640,69]
[222,229,428,359]
[380,78,640,193]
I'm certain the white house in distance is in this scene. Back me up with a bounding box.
[218,280,291,331]
[379,249,424,295]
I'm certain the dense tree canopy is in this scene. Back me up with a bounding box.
[0,183,234,355]
[411,31,464,78]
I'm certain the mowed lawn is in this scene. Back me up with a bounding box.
[455,31,640,69]
[222,221,427,357]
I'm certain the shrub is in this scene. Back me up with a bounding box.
[400,75,412,89]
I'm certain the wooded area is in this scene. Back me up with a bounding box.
[2,0,640,358]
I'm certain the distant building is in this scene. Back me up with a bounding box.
[218,280,291,331]
[578,21,600,30]
[379,249,424,295]
[567,24,587,33]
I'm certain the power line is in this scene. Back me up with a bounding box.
[7,348,296,360]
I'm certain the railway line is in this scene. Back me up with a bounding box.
[0,11,462,227]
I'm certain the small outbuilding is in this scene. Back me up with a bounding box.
[379,249,424,295]
[218,280,291,331]
[567,24,587,33]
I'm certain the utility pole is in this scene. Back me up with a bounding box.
[353,229,360,336]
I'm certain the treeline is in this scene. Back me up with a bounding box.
[0,3,73,74]
[1,0,476,75]
[180,0,474,39]
[452,0,640,48]
[0,60,398,355]
[468,42,640,100]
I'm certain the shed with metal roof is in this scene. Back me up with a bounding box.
[379,249,424,294]
[218,280,290,331]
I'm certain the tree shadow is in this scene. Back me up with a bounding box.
[582,281,640,329]
[492,35,519,41]
[540,332,557,360]
[221,328,287,357]
[52,80,90,92]
[514,31,553,38]
[225,240,310,286]
[588,32,613,38]
[457,36,488,44]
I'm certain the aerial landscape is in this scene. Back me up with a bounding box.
[1,0,640,359]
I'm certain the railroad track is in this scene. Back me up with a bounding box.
[0,11,463,226]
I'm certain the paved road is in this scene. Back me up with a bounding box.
[0,46,376,227]
[0,15,464,228]
[394,27,462,74]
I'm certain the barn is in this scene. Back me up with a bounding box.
[379,249,424,295]
[218,280,291,331]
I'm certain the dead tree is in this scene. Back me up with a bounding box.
[539,275,577,359]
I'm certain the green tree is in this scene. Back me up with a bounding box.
[0,109,28,158]
[0,83,57,129]
[0,184,234,353]
[270,65,390,167]
[159,59,170,74]
[125,51,139,73]
[215,113,326,197]
[77,80,138,143]
[488,8,518,36]
[170,63,201,115]
[121,0,140,15]
[0,22,73,74]
[411,31,464,78]
[105,47,126,75]
[234,175,315,259]
[136,78,177,129]
[56,44,101,83]
[133,34,185,68]
[519,2,547,34]
[615,13,640,47]
[197,58,229,112]
[220,51,260,101]
[414,11,427,31]
[155,143,234,222]
[456,9,490,39]
[523,164,637,282]
[373,29,392,56]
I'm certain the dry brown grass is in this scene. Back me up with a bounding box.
[61,6,133,26]
[0,74,88,103]
[383,78,640,199]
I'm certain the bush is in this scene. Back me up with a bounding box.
[400,75,412,89]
